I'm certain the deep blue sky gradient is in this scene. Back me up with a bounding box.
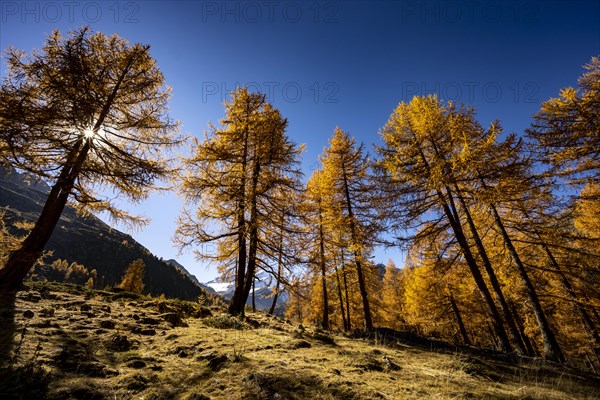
[1,0,599,281]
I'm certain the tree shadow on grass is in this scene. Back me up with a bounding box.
[0,290,51,399]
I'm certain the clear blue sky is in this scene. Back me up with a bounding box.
[1,1,599,282]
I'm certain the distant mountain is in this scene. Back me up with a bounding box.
[164,259,207,289]
[0,167,212,301]
[204,271,288,315]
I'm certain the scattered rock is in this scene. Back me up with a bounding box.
[139,328,156,336]
[100,320,116,329]
[133,314,140,320]
[355,356,384,372]
[24,293,42,303]
[382,355,401,372]
[165,333,178,341]
[207,354,228,370]
[185,394,211,400]
[23,310,34,319]
[39,288,56,300]
[125,374,149,391]
[127,359,147,369]
[312,332,335,345]
[178,350,189,358]
[32,320,53,328]
[54,386,104,400]
[77,361,118,378]
[39,308,55,317]
[80,304,92,312]
[197,351,217,361]
[244,317,260,328]
[160,312,188,327]
[107,334,131,352]
[141,316,160,325]
[288,340,311,349]
[100,305,111,314]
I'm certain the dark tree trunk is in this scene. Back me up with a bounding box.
[412,142,511,352]
[453,186,529,355]
[318,205,329,330]
[0,138,90,291]
[524,213,600,360]
[508,299,538,357]
[340,248,351,331]
[438,188,513,353]
[251,276,256,312]
[268,236,283,316]
[239,154,262,315]
[488,202,565,362]
[228,115,250,316]
[341,170,372,331]
[228,210,247,315]
[334,262,348,331]
[449,291,470,346]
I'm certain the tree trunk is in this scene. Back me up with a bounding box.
[412,141,511,352]
[334,261,348,332]
[438,188,513,352]
[341,169,372,331]
[522,207,600,359]
[453,185,529,355]
[268,235,283,316]
[508,299,538,357]
[488,201,565,362]
[251,276,256,312]
[228,112,250,316]
[239,152,262,315]
[0,138,90,291]
[341,248,351,331]
[449,291,470,346]
[228,209,247,315]
[318,207,329,330]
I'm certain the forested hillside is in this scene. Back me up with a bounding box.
[0,167,209,300]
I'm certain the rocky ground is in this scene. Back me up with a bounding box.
[1,281,599,399]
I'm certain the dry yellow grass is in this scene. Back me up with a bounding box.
[1,282,599,399]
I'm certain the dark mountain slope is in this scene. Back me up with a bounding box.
[0,168,210,300]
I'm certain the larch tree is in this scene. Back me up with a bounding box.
[319,127,379,331]
[380,259,405,330]
[175,87,303,316]
[0,27,181,292]
[527,55,600,185]
[303,169,331,329]
[460,120,567,362]
[119,258,145,294]
[377,96,513,352]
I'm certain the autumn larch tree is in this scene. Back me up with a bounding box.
[458,117,566,362]
[527,55,600,186]
[176,87,303,316]
[377,96,513,352]
[303,169,331,329]
[318,128,380,331]
[0,27,181,292]
[119,258,145,294]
